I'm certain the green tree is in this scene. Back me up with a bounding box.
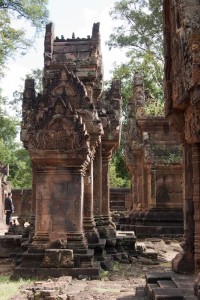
[0,138,32,188]
[107,0,164,185]
[0,68,43,188]
[107,0,163,101]
[0,0,48,77]
[108,0,163,59]
[5,68,44,187]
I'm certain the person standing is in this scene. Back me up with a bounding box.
[4,192,14,229]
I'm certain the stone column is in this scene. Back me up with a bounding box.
[100,149,116,246]
[83,159,100,245]
[145,164,152,208]
[172,143,194,273]
[150,169,156,207]
[137,156,145,209]
[192,144,200,272]
[93,144,103,227]
[28,162,36,231]
[29,164,88,253]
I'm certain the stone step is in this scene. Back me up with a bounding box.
[157,280,176,288]
[146,283,159,300]
[0,235,22,258]
[135,286,147,298]
[145,272,197,300]
[146,272,174,284]
[152,288,196,300]
[74,249,94,268]
[20,252,44,268]
[12,266,100,280]
[171,277,195,289]
[117,225,183,238]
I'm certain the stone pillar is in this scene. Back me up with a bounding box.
[100,149,116,246]
[145,165,152,208]
[29,164,88,253]
[192,144,200,272]
[172,143,194,273]
[137,156,145,209]
[28,162,36,230]
[150,169,156,207]
[83,159,100,245]
[93,144,103,227]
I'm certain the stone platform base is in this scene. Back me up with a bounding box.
[117,208,183,238]
[12,265,100,280]
[117,224,183,238]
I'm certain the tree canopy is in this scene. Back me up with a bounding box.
[107,0,163,102]
[107,0,164,187]
[0,0,49,77]
[0,1,48,188]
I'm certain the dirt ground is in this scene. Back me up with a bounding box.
[0,237,185,300]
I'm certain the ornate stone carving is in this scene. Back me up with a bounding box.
[185,104,200,143]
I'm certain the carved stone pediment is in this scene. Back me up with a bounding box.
[47,67,94,110]
[21,82,90,154]
[44,67,103,140]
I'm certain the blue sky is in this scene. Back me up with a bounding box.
[1,0,127,101]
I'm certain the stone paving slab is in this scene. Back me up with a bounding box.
[157,280,177,288]
[146,272,175,283]
[152,288,195,300]
[171,277,195,289]
[146,283,159,299]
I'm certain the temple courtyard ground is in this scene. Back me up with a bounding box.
[0,237,196,300]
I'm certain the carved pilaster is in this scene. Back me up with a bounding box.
[99,149,116,246]
[192,144,200,272]
[144,164,152,208]
[83,159,100,245]
[172,144,194,273]
[93,144,103,226]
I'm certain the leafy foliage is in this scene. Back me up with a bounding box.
[0,0,48,77]
[107,0,163,101]
[107,0,164,184]
[111,145,130,187]
[0,130,32,188]
[109,160,130,188]
[108,0,163,59]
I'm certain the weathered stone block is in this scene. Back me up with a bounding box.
[41,249,74,268]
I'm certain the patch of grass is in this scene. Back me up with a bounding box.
[112,261,120,271]
[100,269,110,280]
[0,275,34,300]
[159,261,171,268]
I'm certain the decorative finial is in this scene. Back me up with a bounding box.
[72,32,75,39]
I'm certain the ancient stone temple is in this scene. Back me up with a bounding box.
[14,22,122,279]
[163,0,200,275]
[122,73,183,237]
